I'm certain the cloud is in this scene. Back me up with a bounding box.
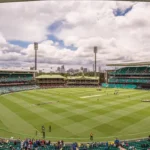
[0,1,150,71]
[0,33,7,44]
[0,1,75,42]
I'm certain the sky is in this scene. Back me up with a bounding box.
[0,1,150,72]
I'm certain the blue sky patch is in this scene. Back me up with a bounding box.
[9,19,77,51]
[113,6,133,16]
[48,20,65,33]
[48,34,77,51]
[9,40,31,48]
[8,35,77,51]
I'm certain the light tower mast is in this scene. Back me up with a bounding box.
[94,46,98,77]
[34,42,38,70]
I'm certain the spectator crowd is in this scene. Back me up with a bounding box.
[0,136,150,150]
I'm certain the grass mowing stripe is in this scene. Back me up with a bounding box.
[15,92,73,112]
[1,96,48,135]
[77,90,148,113]
[13,93,73,119]
[0,88,150,142]
[3,94,75,138]
[93,106,150,135]
[22,89,149,124]
[0,99,36,134]
[0,119,7,130]
[119,116,150,134]
[91,102,150,128]
[18,90,77,106]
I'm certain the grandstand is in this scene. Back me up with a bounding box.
[0,69,38,94]
[67,76,99,87]
[36,74,66,88]
[36,75,99,88]
[102,62,150,89]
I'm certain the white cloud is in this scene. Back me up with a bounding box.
[0,33,7,44]
[0,1,150,71]
[0,1,76,42]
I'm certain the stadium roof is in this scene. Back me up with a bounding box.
[0,69,37,73]
[107,62,150,66]
[67,76,99,80]
[36,74,65,79]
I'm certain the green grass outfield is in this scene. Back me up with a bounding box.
[0,88,150,142]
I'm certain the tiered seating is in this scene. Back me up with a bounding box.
[109,67,150,75]
[0,73,36,94]
[0,74,33,83]
[121,139,150,150]
[109,78,150,84]
[0,85,39,95]
[106,66,150,89]
[136,67,147,73]
[102,83,137,89]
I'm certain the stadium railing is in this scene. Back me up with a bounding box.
[102,83,137,89]
[109,78,150,84]
[0,85,39,95]
[0,74,33,83]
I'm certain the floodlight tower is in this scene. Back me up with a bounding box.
[94,46,98,77]
[93,64,94,72]
[34,42,38,70]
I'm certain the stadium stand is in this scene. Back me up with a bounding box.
[36,74,66,88]
[67,76,99,87]
[36,75,99,88]
[0,74,33,83]
[109,66,150,75]
[0,70,39,95]
[0,85,39,95]
[103,66,150,89]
